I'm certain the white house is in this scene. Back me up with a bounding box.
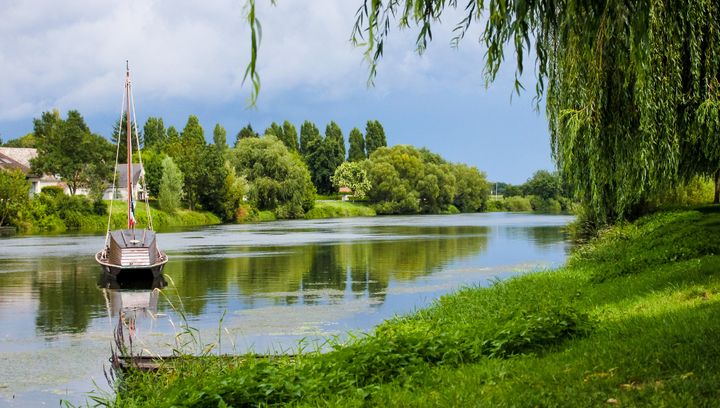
[0,147,66,195]
[103,164,145,200]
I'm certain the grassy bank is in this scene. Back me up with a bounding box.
[304,200,376,219]
[103,207,720,407]
[27,200,220,233]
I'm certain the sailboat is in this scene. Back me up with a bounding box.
[96,62,168,278]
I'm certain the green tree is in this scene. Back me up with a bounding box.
[143,117,166,150]
[220,161,248,222]
[452,164,490,212]
[0,169,30,226]
[264,122,283,139]
[111,113,143,163]
[314,121,346,194]
[365,120,387,156]
[142,149,166,198]
[165,126,181,157]
[230,136,315,218]
[281,120,299,151]
[235,124,259,146]
[299,121,325,191]
[332,161,371,199]
[3,133,35,148]
[364,145,457,214]
[522,170,562,201]
[196,145,228,216]
[176,115,206,209]
[213,123,228,151]
[31,110,114,195]
[158,156,184,213]
[299,121,321,157]
[347,128,366,161]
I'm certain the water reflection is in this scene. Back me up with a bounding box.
[34,259,104,337]
[0,213,573,405]
[101,273,166,338]
[165,225,489,315]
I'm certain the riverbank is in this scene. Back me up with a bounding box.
[105,206,720,406]
[304,200,376,219]
[24,200,220,233]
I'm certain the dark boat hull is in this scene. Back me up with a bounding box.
[95,251,168,278]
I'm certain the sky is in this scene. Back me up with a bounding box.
[0,0,554,184]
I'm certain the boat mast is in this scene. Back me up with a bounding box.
[125,61,133,230]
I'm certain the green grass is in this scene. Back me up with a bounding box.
[29,201,221,233]
[304,200,376,219]
[99,207,720,407]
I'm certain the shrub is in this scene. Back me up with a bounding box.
[40,185,64,197]
[503,196,533,212]
[530,196,562,213]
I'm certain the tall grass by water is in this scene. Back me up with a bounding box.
[304,200,376,219]
[88,206,720,407]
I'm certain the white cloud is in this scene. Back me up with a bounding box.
[0,0,501,122]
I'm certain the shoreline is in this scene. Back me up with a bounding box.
[106,206,720,406]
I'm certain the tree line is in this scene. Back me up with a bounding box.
[0,110,491,228]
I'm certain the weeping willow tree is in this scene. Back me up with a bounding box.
[243,0,720,226]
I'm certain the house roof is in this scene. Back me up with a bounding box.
[0,147,37,169]
[0,147,63,181]
[0,152,28,172]
[339,186,352,193]
[116,164,144,186]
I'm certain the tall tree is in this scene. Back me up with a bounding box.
[196,145,228,216]
[264,122,283,139]
[180,115,205,146]
[158,156,184,213]
[347,127,366,162]
[31,110,113,195]
[213,123,228,151]
[281,120,299,151]
[365,120,387,156]
[235,124,259,146]
[319,121,346,193]
[165,126,181,158]
[143,117,166,151]
[176,115,206,209]
[111,112,143,163]
[299,121,321,158]
[299,121,324,191]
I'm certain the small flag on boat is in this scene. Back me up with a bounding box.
[129,197,136,228]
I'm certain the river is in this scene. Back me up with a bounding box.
[0,212,573,406]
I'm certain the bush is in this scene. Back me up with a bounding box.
[503,196,533,212]
[40,185,64,197]
[486,199,505,212]
[530,196,562,213]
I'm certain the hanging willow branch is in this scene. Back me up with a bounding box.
[246,0,720,225]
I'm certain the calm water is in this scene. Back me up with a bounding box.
[0,212,573,406]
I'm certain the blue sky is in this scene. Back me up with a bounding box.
[0,0,554,184]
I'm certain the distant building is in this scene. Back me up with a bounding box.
[103,164,145,200]
[0,147,66,195]
[339,186,352,201]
